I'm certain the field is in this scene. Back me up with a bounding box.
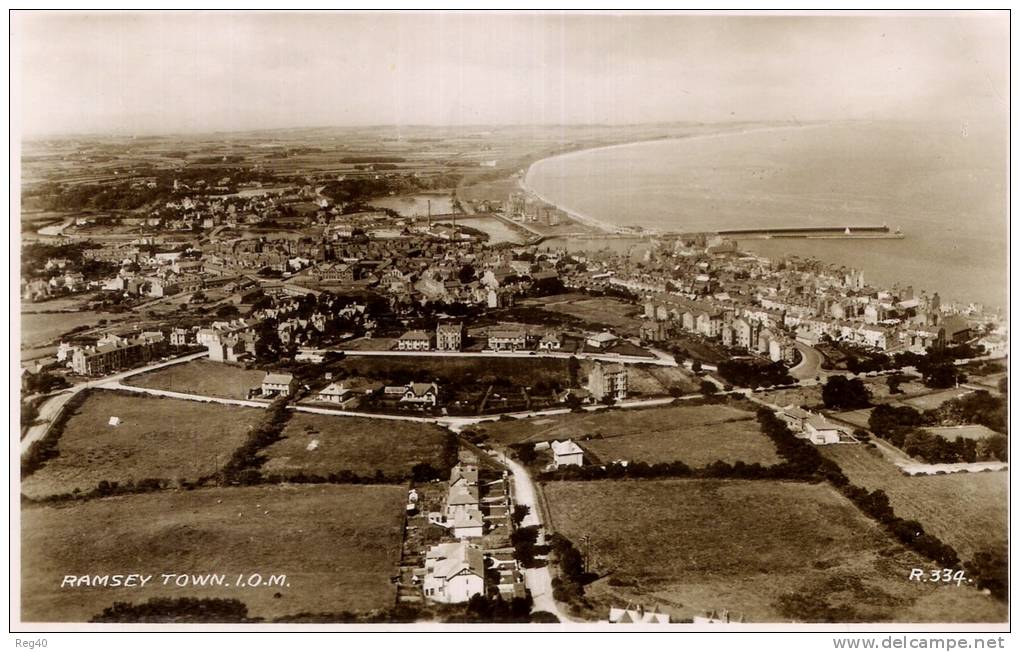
[127,359,267,400]
[521,294,643,334]
[261,412,450,479]
[21,310,126,349]
[898,388,972,411]
[542,479,1006,623]
[821,445,1008,563]
[21,391,262,498]
[338,355,575,389]
[478,403,779,466]
[21,484,406,622]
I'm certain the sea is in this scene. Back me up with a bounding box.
[525,121,1008,312]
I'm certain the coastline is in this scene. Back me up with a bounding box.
[519,121,837,236]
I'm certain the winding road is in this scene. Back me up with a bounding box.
[493,451,573,623]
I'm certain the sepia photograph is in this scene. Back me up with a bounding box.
[10,8,1011,638]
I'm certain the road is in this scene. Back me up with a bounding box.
[789,342,826,381]
[19,351,209,456]
[494,451,573,624]
[327,347,678,367]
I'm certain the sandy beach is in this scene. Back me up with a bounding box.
[520,122,834,236]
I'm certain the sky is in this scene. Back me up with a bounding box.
[14,11,1009,136]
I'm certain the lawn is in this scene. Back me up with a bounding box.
[21,484,406,622]
[21,391,262,499]
[127,359,267,400]
[479,403,780,466]
[261,412,451,479]
[821,444,1008,563]
[542,479,1005,623]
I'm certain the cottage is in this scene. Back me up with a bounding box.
[585,331,618,350]
[803,413,848,445]
[551,439,584,468]
[538,331,564,350]
[399,382,440,406]
[317,382,352,405]
[261,372,295,397]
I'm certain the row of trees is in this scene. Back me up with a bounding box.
[868,399,1007,464]
[716,359,795,389]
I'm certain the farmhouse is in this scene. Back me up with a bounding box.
[261,372,296,397]
[551,439,585,468]
[422,542,485,604]
[397,382,440,406]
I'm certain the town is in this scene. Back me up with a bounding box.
[19,124,1009,626]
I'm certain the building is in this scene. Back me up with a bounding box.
[803,413,849,445]
[70,332,167,376]
[586,331,619,350]
[538,331,564,350]
[436,322,464,351]
[317,382,353,405]
[395,382,440,406]
[488,326,528,352]
[551,440,584,468]
[422,542,485,604]
[397,330,432,351]
[607,604,671,624]
[261,372,295,397]
[587,362,628,401]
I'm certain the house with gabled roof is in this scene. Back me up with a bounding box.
[422,542,485,603]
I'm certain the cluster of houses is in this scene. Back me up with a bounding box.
[428,463,486,539]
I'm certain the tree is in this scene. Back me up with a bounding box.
[511,504,531,527]
[215,304,240,319]
[886,374,905,395]
[966,549,1008,601]
[922,362,963,389]
[699,380,717,396]
[821,376,871,410]
[691,360,703,374]
[190,291,207,303]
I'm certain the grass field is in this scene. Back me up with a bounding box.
[21,484,406,622]
[21,391,262,499]
[261,412,450,479]
[479,403,779,466]
[338,355,575,389]
[523,294,643,334]
[543,479,1005,623]
[127,359,267,400]
[821,445,1008,563]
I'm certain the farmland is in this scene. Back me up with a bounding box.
[21,391,262,499]
[261,412,451,479]
[21,484,406,622]
[127,359,267,400]
[542,479,1006,623]
[477,402,779,466]
[821,444,1008,563]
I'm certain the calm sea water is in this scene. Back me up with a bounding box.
[526,122,1008,311]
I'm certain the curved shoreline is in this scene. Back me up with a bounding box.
[520,122,835,236]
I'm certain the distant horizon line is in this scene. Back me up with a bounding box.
[22,117,953,142]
